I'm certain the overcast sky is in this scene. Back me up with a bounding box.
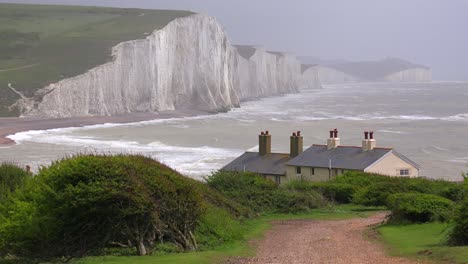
[3,0,468,80]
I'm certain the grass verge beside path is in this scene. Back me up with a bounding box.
[74,205,382,264]
[378,223,468,264]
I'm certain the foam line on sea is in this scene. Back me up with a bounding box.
[8,128,243,177]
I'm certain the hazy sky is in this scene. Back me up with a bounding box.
[3,0,468,80]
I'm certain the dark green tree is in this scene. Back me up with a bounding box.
[0,155,204,261]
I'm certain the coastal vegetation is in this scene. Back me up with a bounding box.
[0,163,31,201]
[285,171,468,263]
[0,3,192,116]
[0,157,467,263]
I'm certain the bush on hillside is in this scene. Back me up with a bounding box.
[0,155,207,261]
[386,193,454,223]
[448,177,468,245]
[352,182,405,206]
[286,181,356,204]
[207,171,326,214]
[332,172,464,202]
[0,163,30,200]
[449,198,468,245]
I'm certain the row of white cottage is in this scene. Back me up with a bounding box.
[222,129,420,185]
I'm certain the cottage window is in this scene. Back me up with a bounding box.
[399,169,410,176]
[296,167,302,174]
[275,176,281,185]
[311,167,315,175]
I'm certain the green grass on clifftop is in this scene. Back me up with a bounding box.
[379,223,468,264]
[0,3,192,116]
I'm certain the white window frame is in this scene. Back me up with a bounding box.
[399,169,410,176]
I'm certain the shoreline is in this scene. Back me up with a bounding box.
[0,109,211,146]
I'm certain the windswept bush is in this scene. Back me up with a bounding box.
[449,197,468,245]
[286,181,356,204]
[207,171,326,214]
[352,182,404,206]
[332,171,464,202]
[0,163,30,200]
[448,177,468,245]
[0,155,207,261]
[386,193,454,223]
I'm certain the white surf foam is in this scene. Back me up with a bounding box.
[441,113,468,121]
[377,130,407,134]
[8,129,243,177]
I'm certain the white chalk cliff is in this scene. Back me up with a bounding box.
[300,65,322,89]
[22,14,302,118]
[384,68,432,82]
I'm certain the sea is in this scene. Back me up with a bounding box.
[1,82,468,181]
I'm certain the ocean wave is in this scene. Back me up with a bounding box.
[377,130,407,134]
[441,113,468,121]
[446,157,468,164]
[8,130,243,177]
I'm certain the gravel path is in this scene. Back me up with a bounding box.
[228,212,426,264]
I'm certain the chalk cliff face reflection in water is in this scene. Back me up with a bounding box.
[3,82,468,181]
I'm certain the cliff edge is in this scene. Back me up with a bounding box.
[19,14,302,118]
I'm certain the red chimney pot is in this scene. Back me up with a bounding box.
[369,131,374,140]
[293,132,297,137]
[265,130,269,135]
[334,129,338,138]
[329,130,334,138]
[364,131,369,140]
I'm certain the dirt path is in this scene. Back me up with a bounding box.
[228,212,426,264]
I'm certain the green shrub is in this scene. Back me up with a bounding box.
[207,171,278,213]
[0,155,206,260]
[0,163,30,200]
[207,171,325,214]
[331,171,389,187]
[194,206,244,249]
[353,182,405,206]
[285,181,355,204]
[273,189,326,213]
[333,172,464,202]
[387,193,454,223]
[449,198,468,245]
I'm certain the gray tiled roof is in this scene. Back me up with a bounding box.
[222,152,291,176]
[286,145,394,170]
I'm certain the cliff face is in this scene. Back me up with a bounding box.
[300,65,322,89]
[314,66,360,84]
[298,57,432,85]
[22,15,301,118]
[384,68,432,82]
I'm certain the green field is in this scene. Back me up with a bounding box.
[0,3,192,116]
[379,223,468,264]
[74,205,377,264]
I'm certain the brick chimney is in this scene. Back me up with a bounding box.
[327,129,340,149]
[362,131,376,151]
[290,131,304,157]
[259,130,271,156]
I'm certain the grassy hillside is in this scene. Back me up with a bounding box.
[0,3,193,116]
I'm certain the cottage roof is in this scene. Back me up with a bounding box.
[222,152,292,176]
[287,145,419,170]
